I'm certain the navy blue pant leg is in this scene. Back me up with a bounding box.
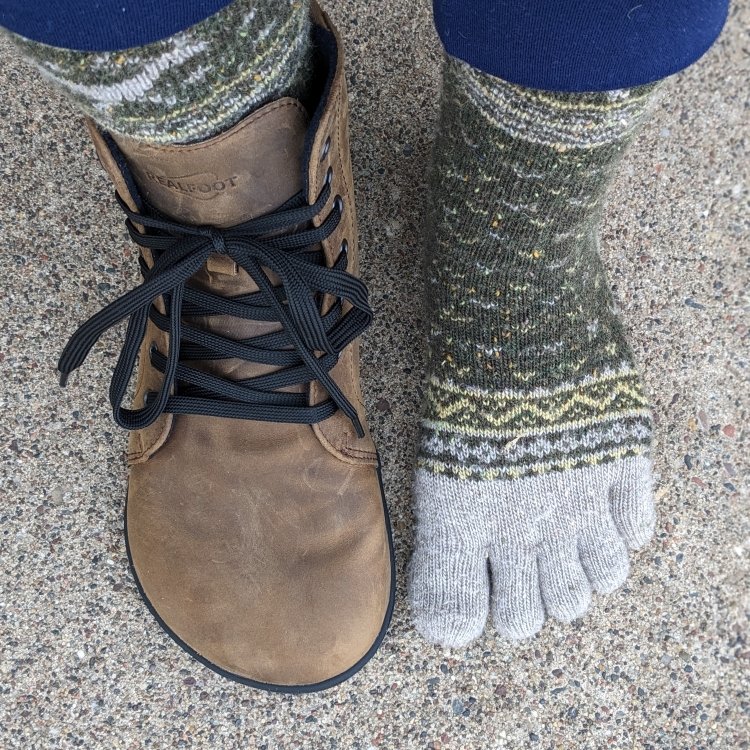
[434,0,730,91]
[0,0,234,50]
[1,0,730,90]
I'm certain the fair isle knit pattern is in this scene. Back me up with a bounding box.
[9,0,311,144]
[418,61,658,483]
[409,57,659,647]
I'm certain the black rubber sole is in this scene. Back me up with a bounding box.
[123,457,396,694]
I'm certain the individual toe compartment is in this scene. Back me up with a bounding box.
[578,513,630,594]
[537,540,592,623]
[408,538,490,648]
[610,455,656,549]
[489,546,545,640]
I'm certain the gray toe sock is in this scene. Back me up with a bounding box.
[410,457,654,646]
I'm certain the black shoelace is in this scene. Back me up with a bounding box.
[58,177,371,438]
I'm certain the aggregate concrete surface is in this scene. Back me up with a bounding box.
[1,1,748,748]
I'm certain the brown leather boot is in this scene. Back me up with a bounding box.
[58,4,394,692]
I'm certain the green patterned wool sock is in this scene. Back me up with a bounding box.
[409,57,660,647]
[8,0,311,144]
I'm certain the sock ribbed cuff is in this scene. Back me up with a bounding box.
[8,0,312,144]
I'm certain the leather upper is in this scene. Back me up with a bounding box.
[87,3,392,688]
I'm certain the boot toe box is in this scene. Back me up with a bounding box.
[125,431,393,690]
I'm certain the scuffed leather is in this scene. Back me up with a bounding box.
[127,416,390,685]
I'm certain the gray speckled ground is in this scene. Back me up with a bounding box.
[1,1,748,748]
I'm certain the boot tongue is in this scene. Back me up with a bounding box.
[109,98,311,384]
[110,98,309,228]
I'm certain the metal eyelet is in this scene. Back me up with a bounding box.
[339,239,349,255]
[324,166,334,187]
[143,390,156,406]
[320,136,331,162]
[334,196,344,214]
[149,343,158,357]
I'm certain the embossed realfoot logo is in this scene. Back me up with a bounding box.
[144,171,240,200]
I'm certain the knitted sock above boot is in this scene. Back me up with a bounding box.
[8,0,312,144]
[409,57,659,646]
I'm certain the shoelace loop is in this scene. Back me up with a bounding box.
[58,179,371,437]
